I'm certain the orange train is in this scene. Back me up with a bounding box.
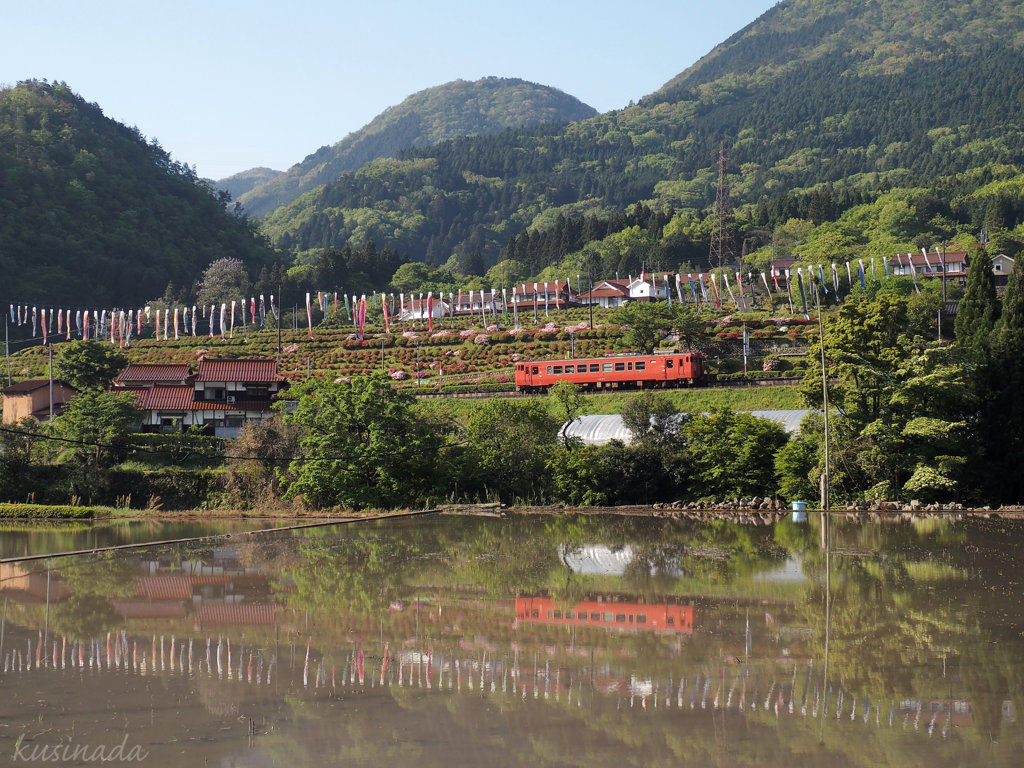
[514,351,705,393]
[515,596,694,633]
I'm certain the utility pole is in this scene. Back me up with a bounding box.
[48,343,53,420]
[4,315,10,386]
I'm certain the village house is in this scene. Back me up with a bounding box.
[111,357,287,438]
[510,280,574,310]
[1,378,77,424]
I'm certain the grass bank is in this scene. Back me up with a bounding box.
[0,502,97,519]
[415,384,805,423]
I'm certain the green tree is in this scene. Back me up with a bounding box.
[463,398,559,502]
[49,391,141,499]
[620,391,682,447]
[390,262,430,292]
[281,373,436,509]
[225,415,300,509]
[681,409,788,499]
[548,380,590,444]
[954,247,999,356]
[196,257,252,308]
[609,301,674,353]
[53,340,127,392]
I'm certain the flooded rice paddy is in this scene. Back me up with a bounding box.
[0,512,1022,767]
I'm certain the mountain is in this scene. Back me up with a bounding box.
[262,0,1024,270]
[0,80,278,306]
[216,166,282,201]
[237,77,597,219]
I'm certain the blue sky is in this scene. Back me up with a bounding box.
[2,0,778,180]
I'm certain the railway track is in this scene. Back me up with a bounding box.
[411,376,805,399]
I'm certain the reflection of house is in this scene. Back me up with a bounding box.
[0,563,70,603]
[112,358,286,438]
[515,596,693,633]
[1,379,77,423]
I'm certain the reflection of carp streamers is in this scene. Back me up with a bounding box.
[701,676,710,709]
[226,637,232,680]
[512,650,518,694]
[258,653,264,686]
[381,643,389,681]
[726,670,739,709]
[206,637,212,678]
[802,660,812,715]
[427,648,432,689]
[690,674,699,708]
[238,640,244,680]
[740,670,747,711]
[216,636,223,679]
[248,652,253,684]
[357,640,364,686]
[713,668,723,708]
[303,638,311,688]
[824,686,831,716]
[789,666,798,714]
[677,677,685,708]
[836,688,844,719]
[864,695,871,723]
[170,636,175,672]
[188,638,193,676]
[764,680,775,711]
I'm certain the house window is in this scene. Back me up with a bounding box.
[995,264,1003,271]
[205,387,225,401]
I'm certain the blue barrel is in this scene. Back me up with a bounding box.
[791,500,808,523]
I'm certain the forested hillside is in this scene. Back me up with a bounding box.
[237,77,597,219]
[216,166,282,201]
[263,0,1024,271]
[0,80,279,306]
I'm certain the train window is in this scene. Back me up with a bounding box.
[553,610,562,619]
[636,614,647,624]
[565,610,574,619]
[615,614,626,623]
[602,363,613,372]
[531,610,539,618]
[546,366,553,374]
[547,611,553,618]
[629,615,634,623]
[666,359,674,368]
[627,362,633,371]
[589,364,599,372]
[614,362,625,371]
[590,612,601,621]
[564,365,574,373]
[635,361,646,371]
[599,612,609,622]
[578,613,587,621]
[666,617,674,626]
[532,367,538,375]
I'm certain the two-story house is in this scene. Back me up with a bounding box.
[112,358,287,438]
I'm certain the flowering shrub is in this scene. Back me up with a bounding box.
[390,370,407,380]
[762,358,779,372]
[473,334,489,345]
[459,329,477,338]
[431,330,452,338]
[402,331,419,339]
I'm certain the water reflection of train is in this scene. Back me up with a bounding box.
[515,597,693,633]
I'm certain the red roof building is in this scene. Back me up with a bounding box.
[111,357,287,438]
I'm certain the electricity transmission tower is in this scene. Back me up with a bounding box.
[708,141,736,271]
